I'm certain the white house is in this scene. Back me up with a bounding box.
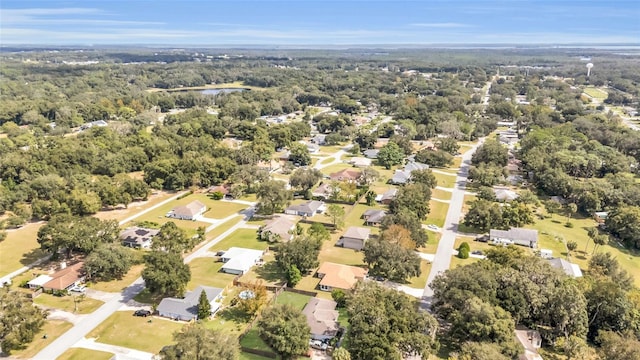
[166,200,207,221]
[220,247,264,275]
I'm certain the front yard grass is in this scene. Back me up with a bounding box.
[11,320,72,359]
[88,264,144,293]
[209,228,268,252]
[275,291,311,310]
[454,236,493,254]
[424,200,449,228]
[87,311,184,354]
[449,255,480,269]
[320,163,352,176]
[0,222,46,277]
[407,260,431,289]
[240,328,274,354]
[433,172,456,188]
[57,348,113,360]
[205,201,248,219]
[431,188,452,201]
[420,233,442,254]
[34,293,104,314]
[187,258,238,290]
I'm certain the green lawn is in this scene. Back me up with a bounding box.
[449,255,480,269]
[320,163,352,176]
[407,260,431,289]
[420,233,442,254]
[240,328,274,354]
[0,222,47,277]
[87,311,184,354]
[209,228,269,252]
[57,348,113,360]
[94,191,176,222]
[275,291,311,310]
[240,352,273,360]
[320,157,335,165]
[34,293,104,314]
[583,87,608,99]
[240,254,286,286]
[11,320,73,359]
[527,213,640,288]
[454,237,493,254]
[205,216,242,241]
[89,264,144,293]
[424,200,449,228]
[187,258,238,290]
[344,203,385,229]
[205,202,249,219]
[431,188,452,201]
[433,172,456,188]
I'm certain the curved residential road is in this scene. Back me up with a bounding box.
[420,138,485,310]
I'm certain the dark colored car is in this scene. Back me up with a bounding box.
[134,310,152,317]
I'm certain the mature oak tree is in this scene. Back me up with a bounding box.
[258,304,310,360]
[159,323,240,360]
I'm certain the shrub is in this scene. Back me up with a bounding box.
[458,247,470,259]
[458,242,471,252]
[209,191,224,200]
[565,222,574,228]
[331,289,347,308]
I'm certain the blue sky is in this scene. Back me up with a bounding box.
[1,0,638,45]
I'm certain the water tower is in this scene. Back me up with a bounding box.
[586,63,594,77]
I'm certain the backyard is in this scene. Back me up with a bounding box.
[86,311,184,354]
[274,290,311,310]
[187,258,238,290]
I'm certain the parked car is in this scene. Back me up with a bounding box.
[472,250,484,255]
[310,340,328,351]
[134,309,152,317]
[426,224,439,231]
[69,285,86,293]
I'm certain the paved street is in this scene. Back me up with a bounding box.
[32,198,254,359]
[420,138,484,309]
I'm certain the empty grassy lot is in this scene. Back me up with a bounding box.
[209,228,268,252]
[12,320,73,359]
[87,311,184,354]
[34,293,104,314]
[57,348,113,360]
[432,188,453,201]
[0,222,47,277]
[583,87,608,99]
[187,258,238,290]
[205,201,249,219]
[93,191,176,222]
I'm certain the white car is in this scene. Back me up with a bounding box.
[310,340,328,350]
[426,225,440,231]
[69,285,86,293]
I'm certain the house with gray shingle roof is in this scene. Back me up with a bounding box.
[303,298,339,341]
[285,201,326,217]
[120,227,159,249]
[167,200,207,220]
[157,285,223,321]
[490,228,538,248]
[338,226,371,250]
[390,161,429,185]
[548,258,583,278]
[362,209,386,226]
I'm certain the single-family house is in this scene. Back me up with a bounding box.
[303,298,340,341]
[377,188,398,205]
[120,226,159,249]
[362,209,386,226]
[28,262,85,292]
[329,168,362,183]
[493,188,519,202]
[594,211,608,224]
[219,247,264,275]
[490,228,538,248]
[363,149,379,159]
[207,185,232,199]
[548,258,583,278]
[305,142,320,154]
[338,226,371,250]
[390,161,429,185]
[166,200,207,221]
[316,262,368,292]
[349,157,372,167]
[260,216,296,242]
[157,285,223,321]
[284,201,325,217]
[514,327,543,360]
[312,183,336,199]
[311,134,326,145]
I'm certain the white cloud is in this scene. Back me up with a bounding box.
[0,7,161,26]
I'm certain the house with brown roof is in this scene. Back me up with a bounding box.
[120,226,159,249]
[166,200,207,220]
[338,226,371,250]
[28,262,85,292]
[303,298,340,341]
[329,168,362,183]
[316,262,368,292]
[260,216,296,242]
